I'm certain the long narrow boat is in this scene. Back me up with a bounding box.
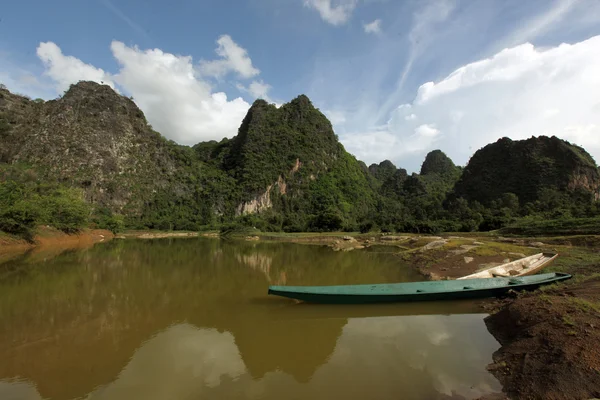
[457,252,558,280]
[267,272,571,304]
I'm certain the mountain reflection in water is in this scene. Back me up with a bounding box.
[0,238,501,400]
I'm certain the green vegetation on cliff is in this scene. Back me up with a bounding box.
[453,136,600,206]
[0,164,90,240]
[195,94,376,232]
[1,81,599,238]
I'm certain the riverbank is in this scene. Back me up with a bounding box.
[257,231,600,399]
[0,229,215,254]
[0,227,114,254]
[484,276,600,399]
[481,239,600,399]
[1,228,598,398]
[376,232,600,399]
[118,230,205,239]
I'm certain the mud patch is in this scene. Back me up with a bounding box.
[0,228,113,255]
[34,227,113,247]
[418,254,511,280]
[399,239,542,280]
[484,278,600,400]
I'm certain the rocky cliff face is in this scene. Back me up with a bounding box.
[214,96,374,220]
[453,136,600,205]
[6,80,596,233]
[223,95,342,200]
[0,81,187,214]
[236,176,287,215]
[0,82,377,229]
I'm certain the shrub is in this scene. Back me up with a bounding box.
[0,201,40,240]
[40,188,90,233]
[359,220,376,233]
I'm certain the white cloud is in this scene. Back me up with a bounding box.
[343,35,600,170]
[199,35,260,79]
[363,19,382,34]
[342,129,399,164]
[35,40,254,145]
[409,0,455,46]
[37,42,115,92]
[110,41,251,144]
[304,0,358,26]
[236,80,273,102]
[414,124,439,137]
[247,80,271,98]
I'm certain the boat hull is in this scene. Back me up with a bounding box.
[268,273,571,304]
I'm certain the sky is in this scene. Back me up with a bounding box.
[1,0,600,172]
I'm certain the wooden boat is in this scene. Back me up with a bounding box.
[457,252,558,280]
[267,272,571,304]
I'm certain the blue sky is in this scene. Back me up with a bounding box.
[2,0,600,172]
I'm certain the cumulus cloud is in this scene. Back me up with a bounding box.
[304,0,358,26]
[36,40,256,145]
[236,80,273,102]
[37,42,115,92]
[199,35,260,79]
[363,19,382,34]
[110,41,251,144]
[343,35,600,170]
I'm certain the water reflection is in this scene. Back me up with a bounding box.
[0,238,501,400]
[86,325,246,399]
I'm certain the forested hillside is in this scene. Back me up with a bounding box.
[1,81,599,238]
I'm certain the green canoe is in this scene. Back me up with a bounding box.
[267,272,571,304]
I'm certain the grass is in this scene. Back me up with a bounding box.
[570,273,600,284]
[563,315,576,326]
[470,241,537,257]
[123,229,201,234]
[499,217,600,237]
[538,235,600,248]
[545,245,600,276]
[256,231,360,238]
[539,294,554,305]
[442,238,477,249]
[568,298,600,313]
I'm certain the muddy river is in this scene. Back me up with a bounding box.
[0,238,502,399]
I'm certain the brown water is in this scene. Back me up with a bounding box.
[0,238,501,400]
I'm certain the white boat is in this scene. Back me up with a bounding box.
[457,252,558,280]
